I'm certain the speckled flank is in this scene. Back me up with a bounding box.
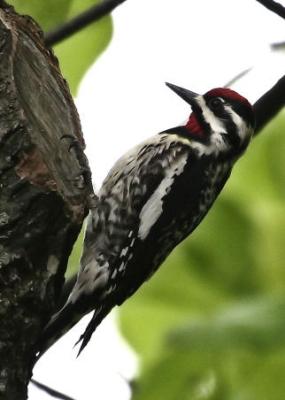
[39,86,254,355]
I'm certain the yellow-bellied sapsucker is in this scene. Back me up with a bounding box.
[39,83,255,356]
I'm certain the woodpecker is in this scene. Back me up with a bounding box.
[39,83,255,356]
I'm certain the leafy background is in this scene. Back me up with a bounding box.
[9,1,285,399]
[10,0,112,94]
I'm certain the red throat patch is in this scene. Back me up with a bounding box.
[186,113,204,137]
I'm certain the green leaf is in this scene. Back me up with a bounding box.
[169,295,285,352]
[134,351,225,400]
[53,0,112,94]
[134,347,285,400]
[119,246,227,365]
[9,0,113,94]
[134,296,285,400]
[65,227,85,278]
[9,0,73,30]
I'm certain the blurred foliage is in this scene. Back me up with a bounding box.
[66,227,84,278]
[9,0,112,94]
[8,0,72,30]
[53,0,112,95]
[119,111,285,399]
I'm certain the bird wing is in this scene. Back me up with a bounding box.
[79,134,191,289]
[70,134,191,308]
[39,134,191,356]
[74,133,192,353]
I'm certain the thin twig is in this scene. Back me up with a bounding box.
[255,0,285,19]
[45,0,127,47]
[271,41,285,49]
[254,74,285,134]
[224,67,252,88]
[31,379,76,400]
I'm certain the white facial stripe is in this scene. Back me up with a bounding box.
[196,96,226,134]
[224,105,250,142]
[138,155,188,240]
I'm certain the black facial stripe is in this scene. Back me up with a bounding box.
[223,119,241,147]
[208,104,227,120]
[231,101,255,129]
[207,102,241,147]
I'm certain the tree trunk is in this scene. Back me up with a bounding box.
[0,2,94,399]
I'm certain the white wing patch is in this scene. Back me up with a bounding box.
[120,247,129,257]
[138,155,188,240]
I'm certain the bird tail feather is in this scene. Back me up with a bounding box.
[75,305,110,356]
[37,302,82,359]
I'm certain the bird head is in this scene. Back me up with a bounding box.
[166,82,255,157]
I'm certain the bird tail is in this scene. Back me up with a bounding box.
[75,305,111,356]
[37,301,111,360]
[37,302,83,359]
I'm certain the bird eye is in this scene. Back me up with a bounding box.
[209,97,223,110]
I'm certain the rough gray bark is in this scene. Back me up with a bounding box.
[0,2,95,399]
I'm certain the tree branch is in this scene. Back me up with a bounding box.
[45,0,127,47]
[254,74,285,134]
[256,0,285,19]
[225,67,252,87]
[0,4,93,399]
[271,40,285,49]
[31,379,76,400]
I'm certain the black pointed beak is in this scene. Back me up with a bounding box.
[165,82,199,107]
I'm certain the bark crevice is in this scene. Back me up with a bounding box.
[0,4,94,399]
